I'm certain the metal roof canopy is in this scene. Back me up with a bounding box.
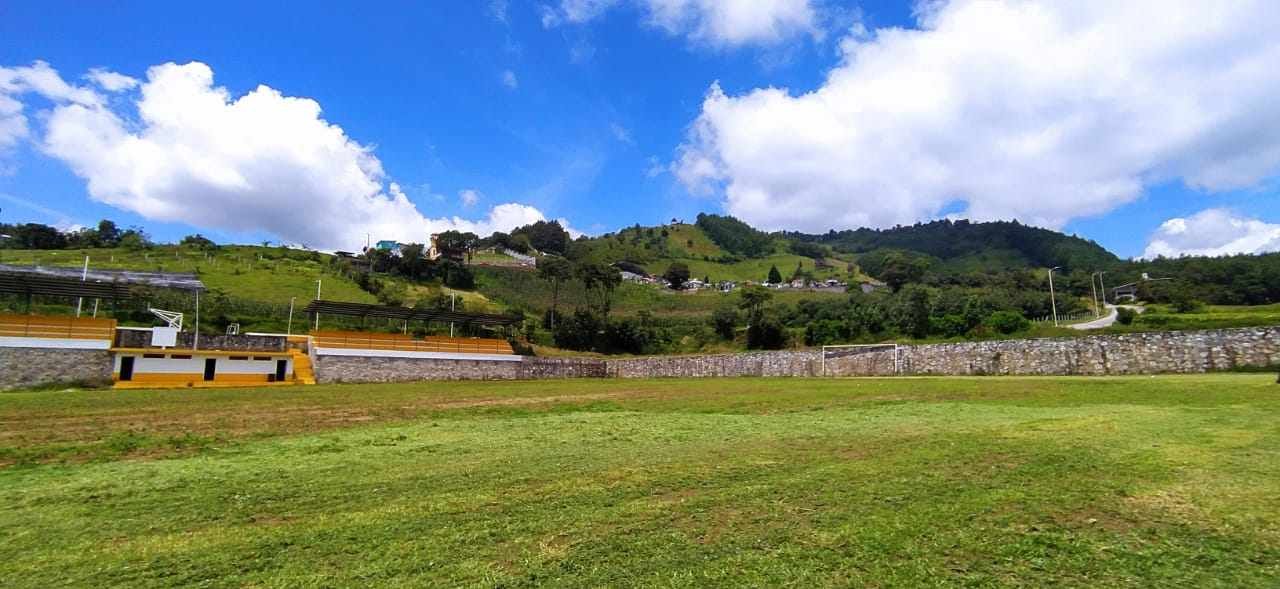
[0,264,205,292]
[303,299,523,327]
[0,270,141,299]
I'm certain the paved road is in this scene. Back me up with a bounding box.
[1069,304,1143,330]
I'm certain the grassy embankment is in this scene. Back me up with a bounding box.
[1,375,1277,587]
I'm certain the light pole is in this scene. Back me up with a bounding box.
[287,296,296,336]
[313,279,322,331]
[1090,272,1101,318]
[1097,271,1107,306]
[1048,266,1061,327]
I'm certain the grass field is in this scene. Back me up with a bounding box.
[1,375,1277,587]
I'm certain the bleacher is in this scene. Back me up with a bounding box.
[310,330,515,355]
[0,313,117,342]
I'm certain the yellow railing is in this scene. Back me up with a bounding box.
[311,330,514,355]
[0,313,117,341]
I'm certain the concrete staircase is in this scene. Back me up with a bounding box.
[290,349,316,385]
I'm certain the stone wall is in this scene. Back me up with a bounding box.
[115,330,286,352]
[603,327,1280,378]
[0,347,113,390]
[606,351,821,378]
[313,355,606,384]
[899,326,1280,376]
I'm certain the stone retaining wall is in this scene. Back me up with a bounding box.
[606,351,821,378]
[313,355,606,384]
[0,347,113,390]
[604,327,1280,378]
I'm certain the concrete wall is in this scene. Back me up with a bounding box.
[0,347,113,390]
[115,330,286,351]
[313,355,606,384]
[606,327,1280,378]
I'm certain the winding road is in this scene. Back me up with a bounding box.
[1068,304,1143,330]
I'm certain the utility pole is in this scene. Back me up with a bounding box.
[1048,266,1061,327]
[287,296,296,336]
[450,293,456,338]
[314,279,322,331]
[1090,272,1100,317]
[1098,271,1107,306]
[75,256,89,317]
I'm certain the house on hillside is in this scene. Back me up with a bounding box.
[375,240,401,254]
[859,279,888,294]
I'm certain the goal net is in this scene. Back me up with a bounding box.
[821,344,900,377]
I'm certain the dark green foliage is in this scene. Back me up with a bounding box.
[897,285,932,339]
[575,261,622,317]
[767,264,783,284]
[804,319,845,345]
[0,222,67,249]
[179,234,218,251]
[664,262,691,290]
[1117,307,1137,325]
[711,305,737,340]
[789,241,828,260]
[695,213,774,258]
[985,310,1030,334]
[859,249,931,291]
[746,312,787,350]
[512,220,570,256]
[788,218,1118,272]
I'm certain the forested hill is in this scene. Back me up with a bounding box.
[783,219,1119,271]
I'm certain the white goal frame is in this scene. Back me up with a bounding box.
[820,344,900,377]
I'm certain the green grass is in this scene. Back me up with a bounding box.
[0,245,375,307]
[1128,303,1280,331]
[1,375,1278,587]
[646,253,857,284]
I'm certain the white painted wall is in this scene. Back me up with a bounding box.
[314,346,522,362]
[0,336,111,350]
[113,354,292,375]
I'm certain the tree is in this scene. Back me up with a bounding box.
[537,255,573,329]
[119,228,151,251]
[512,220,570,255]
[878,252,928,292]
[180,234,217,251]
[1116,307,1137,325]
[575,261,622,317]
[711,305,738,340]
[899,285,931,339]
[767,264,783,284]
[434,231,473,260]
[747,312,787,350]
[96,219,121,247]
[664,262,691,290]
[985,311,1029,334]
[737,285,773,327]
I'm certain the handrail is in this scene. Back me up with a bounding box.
[310,330,514,355]
[0,313,117,341]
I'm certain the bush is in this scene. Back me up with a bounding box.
[985,310,1030,335]
[1116,307,1137,325]
[710,305,738,340]
[804,319,844,346]
[747,314,788,350]
[929,314,969,338]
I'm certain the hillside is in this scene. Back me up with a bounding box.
[786,219,1120,272]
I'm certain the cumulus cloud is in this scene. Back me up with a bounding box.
[85,68,138,92]
[0,61,101,152]
[2,60,572,250]
[674,0,1280,232]
[1143,209,1280,259]
[541,0,817,47]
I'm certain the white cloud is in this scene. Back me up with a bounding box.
[501,69,519,89]
[489,0,510,24]
[1143,209,1280,259]
[0,61,102,153]
[85,68,138,92]
[542,0,816,47]
[4,60,572,250]
[674,0,1280,232]
[459,188,481,207]
[610,122,633,144]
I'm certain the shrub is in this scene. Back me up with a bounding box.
[710,305,738,340]
[985,310,1030,335]
[747,314,788,350]
[1116,307,1137,325]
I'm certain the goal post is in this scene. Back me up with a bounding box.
[820,344,900,377]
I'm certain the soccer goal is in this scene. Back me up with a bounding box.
[820,344,900,377]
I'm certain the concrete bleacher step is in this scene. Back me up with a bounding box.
[289,349,317,385]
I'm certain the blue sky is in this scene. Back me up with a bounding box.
[2,1,1278,259]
